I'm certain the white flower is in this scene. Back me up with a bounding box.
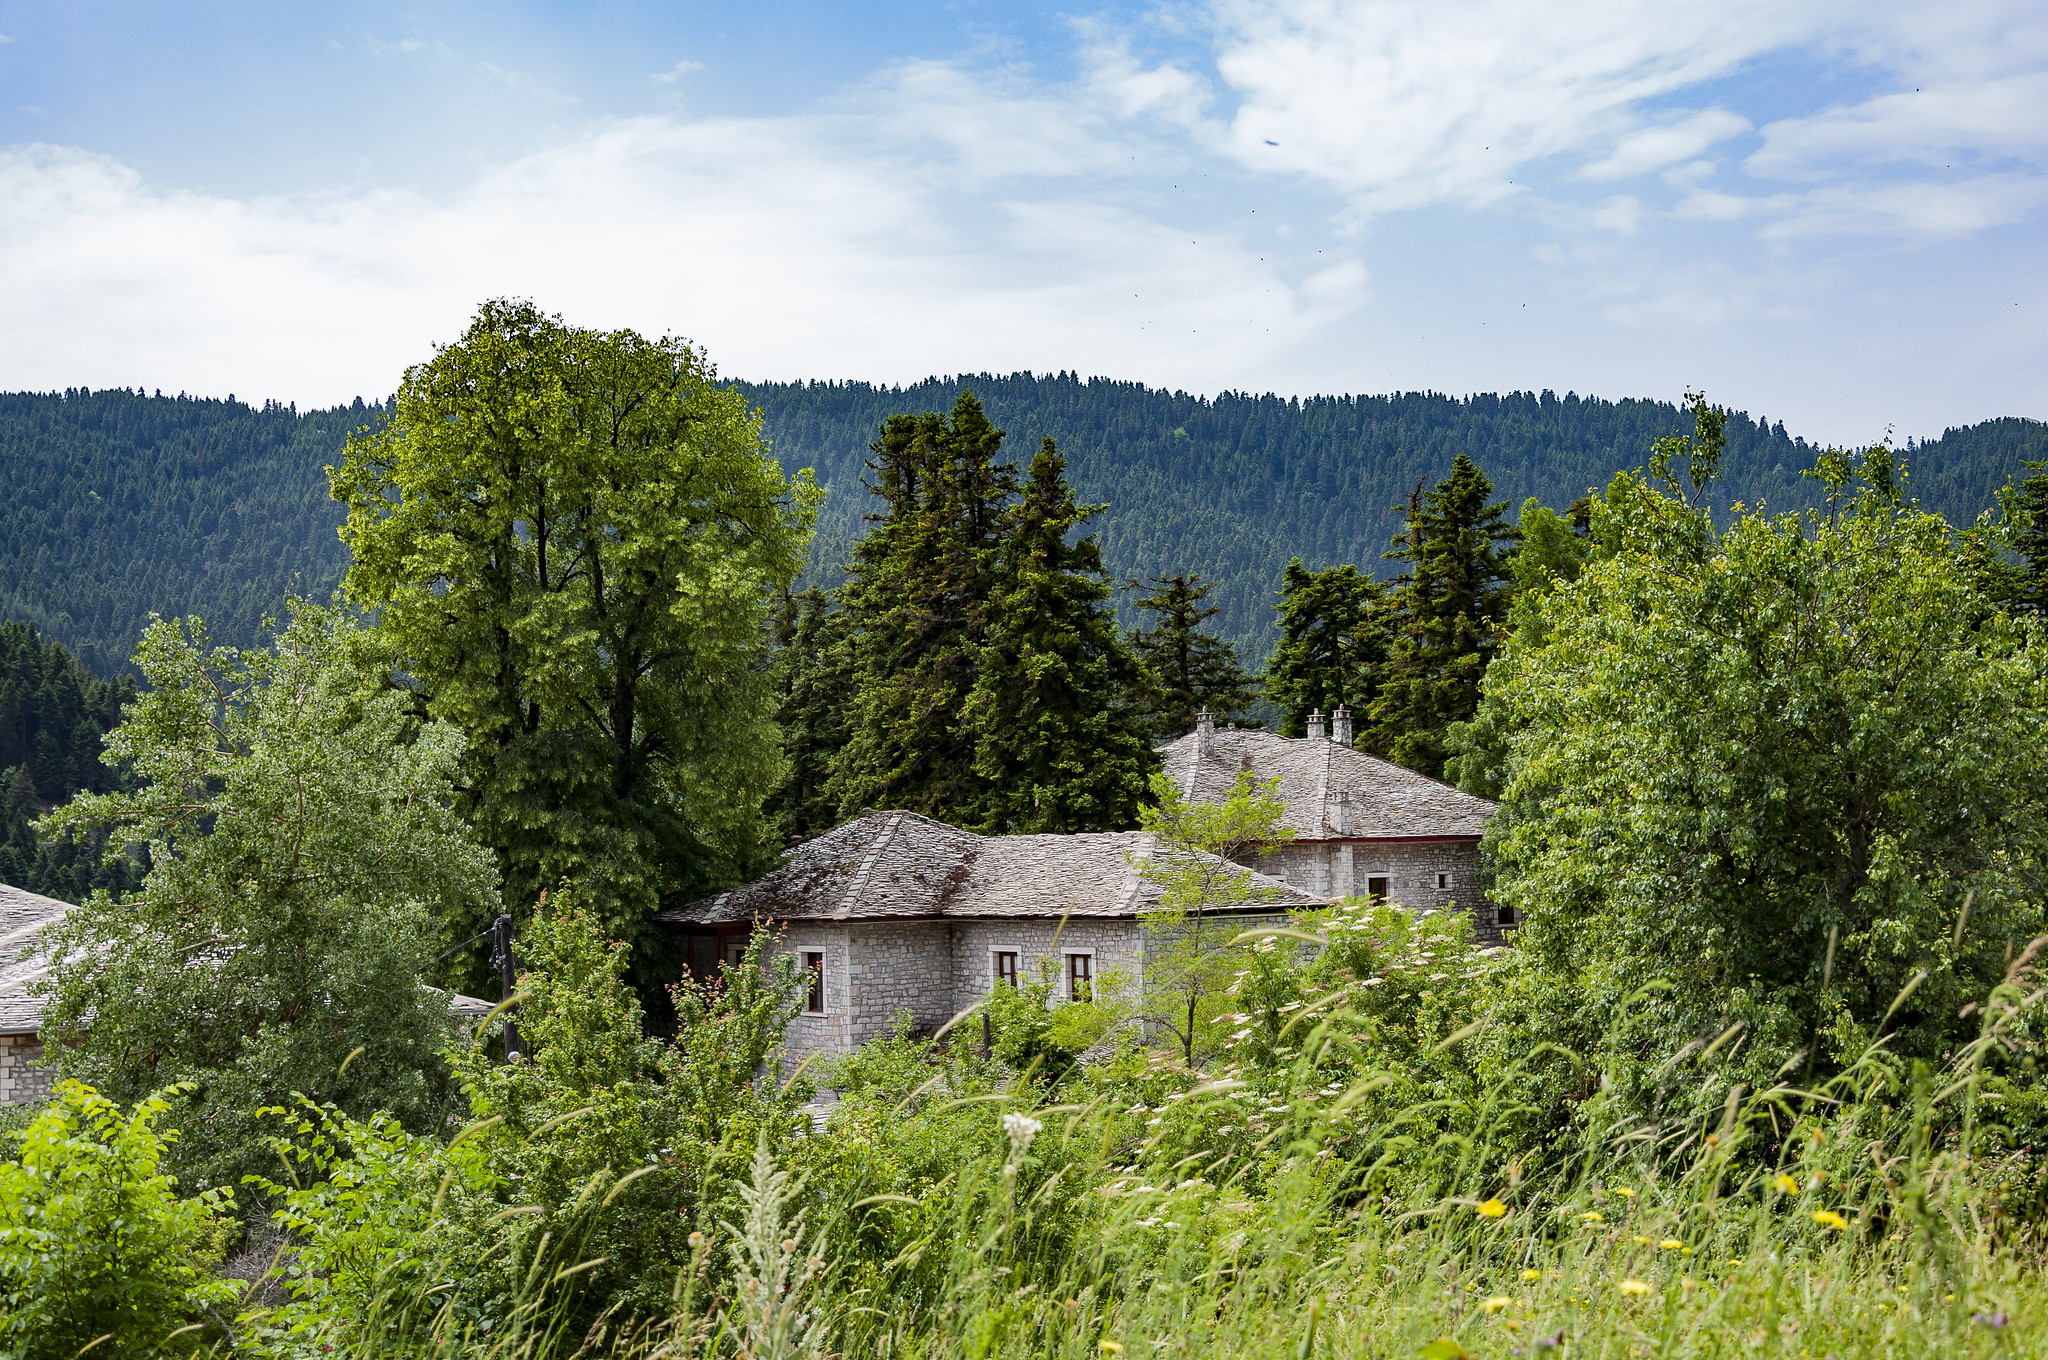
[1002,1112,1043,1158]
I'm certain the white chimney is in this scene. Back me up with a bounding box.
[1332,705,1352,746]
[1306,709,1325,741]
[1195,707,1215,756]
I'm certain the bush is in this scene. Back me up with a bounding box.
[0,1081,235,1357]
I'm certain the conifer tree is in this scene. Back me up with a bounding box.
[1263,559,1387,737]
[766,587,856,841]
[963,439,1155,832]
[830,393,1017,819]
[1130,573,1259,738]
[1366,455,1515,777]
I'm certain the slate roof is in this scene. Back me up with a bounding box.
[0,883,72,1036]
[1156,725,1496,840]
[656,811,1321,926]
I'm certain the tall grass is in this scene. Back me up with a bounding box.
[212,944,2048,1359]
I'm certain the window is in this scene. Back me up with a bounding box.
[1367,876,1389,902]
[1066,952,1094,1003]
[1498,905,1520,928]
[802,951,825,1014]
[1437,873,1448,891]
[993,951,1019,988]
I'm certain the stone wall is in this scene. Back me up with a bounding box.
[950,918,1146,1011]
[1248,838,1512,944]
[0,1033,53,1107]
[765,925,855,1063]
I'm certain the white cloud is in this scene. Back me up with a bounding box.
[0,71,1367,408]
[1582,109,1750,180]
[652,60,705,85]
[1749,74,2048,178]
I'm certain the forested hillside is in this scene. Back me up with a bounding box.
[737,377,2047,647]
[1,382,2043,669]
[0,388,370,674]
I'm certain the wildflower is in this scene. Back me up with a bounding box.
[1772,1173,1799,1195]
[1619,1280,1652,1296]
[1520,1269,1542,1282]
[1660,1240,1685,1251]
[1101,1344,1123,1354]
[1482,1296,1513,1314]
[1580,1211,1604,1223]
[1812,1210,1849,1231]
[1612,1187,1636,1199]
[1475,1198,1508,1218]
[1680,1277,1695,1291]
[1003,1112,1042,1159]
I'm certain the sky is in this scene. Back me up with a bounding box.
[1,1,2044,445]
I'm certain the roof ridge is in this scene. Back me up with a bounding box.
[838,812,905,918]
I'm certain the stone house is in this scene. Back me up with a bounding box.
[659,710,1502,1060]
[1160,707,1509,940]
[655,811,1320,1061]
[0,883,71,1107]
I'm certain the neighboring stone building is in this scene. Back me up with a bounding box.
[1159,707,1509,941]
[0,883,71,1107]
[656,811,1319,1061]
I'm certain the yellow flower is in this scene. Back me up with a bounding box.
[1580,1211,1605,1223]
[1520,1269,1543,1281]
[1612,1187,1637,1199]
[1475,1198,1509,1218]
[1660,1240,1685,1251]
[1482,1296,1513,1314]
[1772,1173,1799,1194]
[1100,1345,1123,1355]
[1620,1279,1652,1296]
[1681,1277,1696,1291]
[1813,1210,1849,1231]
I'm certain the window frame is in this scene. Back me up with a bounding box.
[1064,950,1095,1004]
[1366,875,1390,902]
[800,950,827,1015]
[990,948,1021,990]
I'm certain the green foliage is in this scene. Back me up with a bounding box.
[1262,559,1385,737]
[1992,458,2048,616]
[0,387,372,678]
[0,620,140,901]
[1366,454,1515,777]
[244,899,813,1347]
[0,1080,235,1357]
[1136,769,1294,1062]
[830,393,1019,820]
[767,587,857,841]
[36,601,499,1203]
[331,299,819,946]
[1473,442,2048,1124]
[964,439,1156,833]
[1127,572,1259,738]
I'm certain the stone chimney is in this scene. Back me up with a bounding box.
[1306,709,1325,741]
[1195,707,1215,756]
[1332,705,1352,746]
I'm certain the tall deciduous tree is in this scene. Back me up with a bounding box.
[38,603,499,1199]
[1366,455,1514,776]
[1263,559,1386,738]
[829,393,1017,820]
[1129,572,1258,738]
[1477,444,2048,1124]
[964,439,1155,832]
[330,300,818,943]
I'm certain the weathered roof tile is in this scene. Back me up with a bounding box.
[1157,727,1494,840]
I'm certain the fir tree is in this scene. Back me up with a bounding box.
[1129,573,1259,738]
[1263,559,1386,737]
[1366,455,1515,777]
[963,439,1156,832]
[766,587,856,841]
[831,393,1017,819]
[1994,460,2048,615]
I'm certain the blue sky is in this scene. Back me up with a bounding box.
[2,1,2043,444]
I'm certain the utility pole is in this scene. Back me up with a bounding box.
[490,913,523,1061]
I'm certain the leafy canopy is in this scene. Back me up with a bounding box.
[331,299,819,944]
[38,602,499,1201]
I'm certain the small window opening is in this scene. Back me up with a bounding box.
[1498,905,1520,928]
[1367,876,1389,902]
[1437,873,1448,891]
[802,951,825,1014]
[994,951,1019,988]
[1067,953,1094,1003]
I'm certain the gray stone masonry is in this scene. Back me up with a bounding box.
[1249,839,1509,944]
[0,1034,53,1107]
